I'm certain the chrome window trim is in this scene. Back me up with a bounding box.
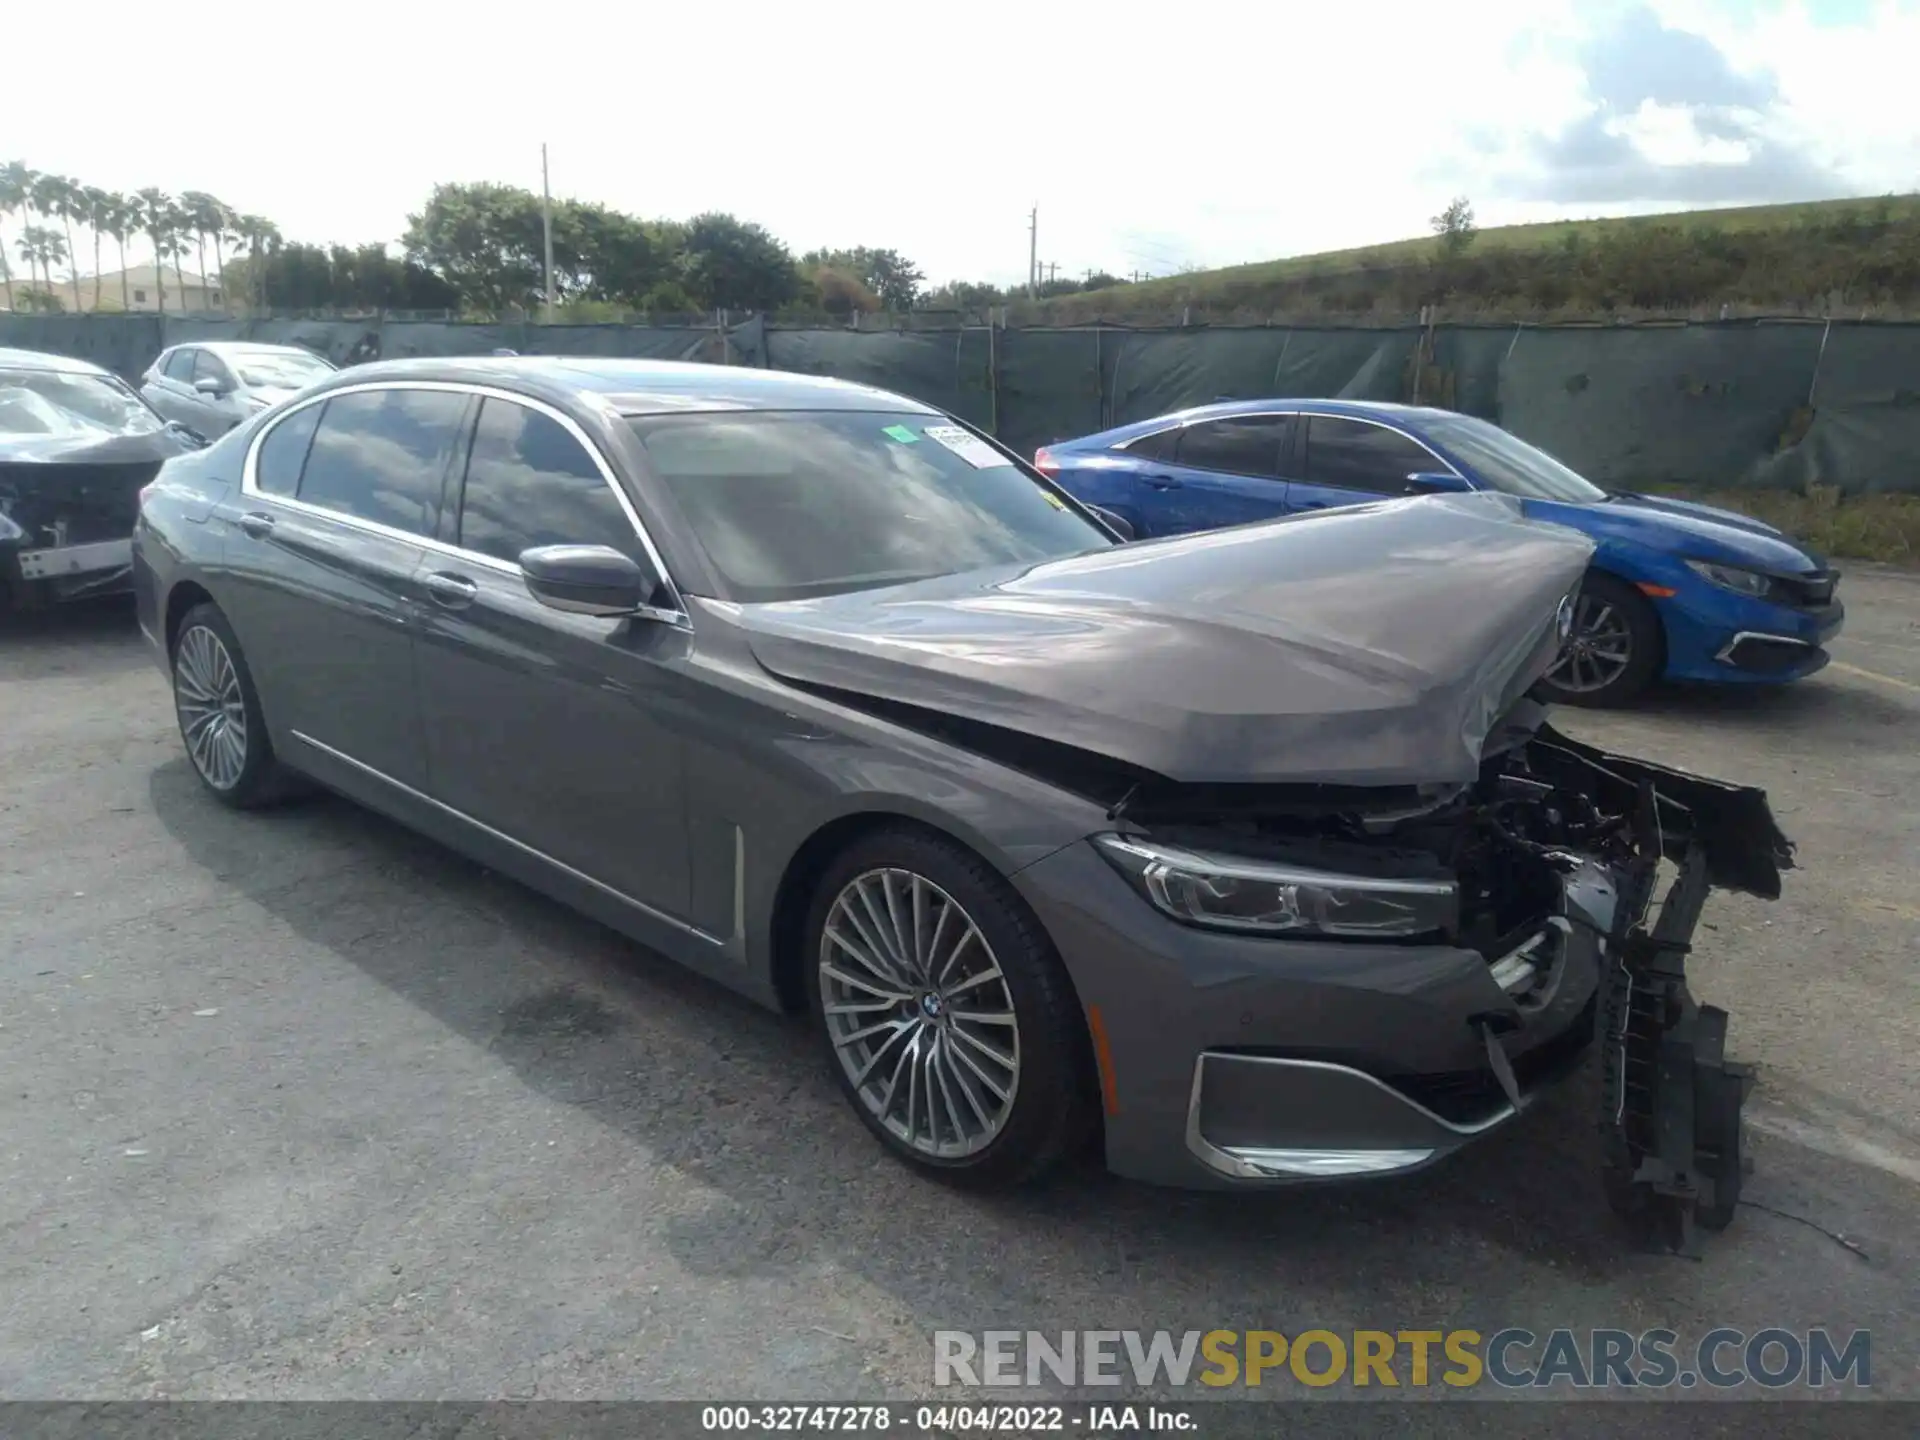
[241,379,691,628]
[290,729,725,947]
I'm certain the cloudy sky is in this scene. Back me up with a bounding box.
[9,0,1918,286]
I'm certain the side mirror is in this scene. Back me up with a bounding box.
[167,421,209,450]
[519,543,660,618]
[193,376,228,397]
[1405,470,1473,496]
[1089,505,1136,541]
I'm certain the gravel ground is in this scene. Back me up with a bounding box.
[1,568,1915,1404]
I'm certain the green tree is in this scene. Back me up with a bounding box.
[0,160,35,312]
[680,212,799,312]
[403,181,549,313]
[800,246,925,309]
[232,214,280,309]
[103,193,139,311]
[1430,196,1477,259]
[920,279,1007,312]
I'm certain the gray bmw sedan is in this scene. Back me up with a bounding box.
[133,357,1788,1244]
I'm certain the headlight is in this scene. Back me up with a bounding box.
[1684,559,1775,599]
[1093,834,1457,939]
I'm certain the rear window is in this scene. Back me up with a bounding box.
[629,411,1112,602]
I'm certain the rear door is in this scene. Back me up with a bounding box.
[1289,414,1448,512]
[218,383,472,789]
[1120,413,1296,535]
[411,393,695,923]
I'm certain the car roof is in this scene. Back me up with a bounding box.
[1071,397,1466,446]
[170,341,326,358]
[317,355,938,416]
[0,346,112,377]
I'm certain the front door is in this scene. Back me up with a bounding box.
[1122,413,1295,535]
[214,384,473,789]
[411,393,694,924]
[1287,414,1446,513]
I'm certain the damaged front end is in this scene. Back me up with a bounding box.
[1095,704,1789,1251]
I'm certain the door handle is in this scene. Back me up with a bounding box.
[238,511,276,538]
[1145,474,1184,490]
[424,571,479,609]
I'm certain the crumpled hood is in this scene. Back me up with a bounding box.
[0,429,191,465]
[736,493,1597,787]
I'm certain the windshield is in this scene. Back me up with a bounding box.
[0,369,166,438]
[629,410,1114,602]
[233,350,333,389]
[1423,415,1608,504]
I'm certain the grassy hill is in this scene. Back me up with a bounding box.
[1026,194,1920,325]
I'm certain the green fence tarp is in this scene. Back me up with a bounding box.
[6,313,1918,495]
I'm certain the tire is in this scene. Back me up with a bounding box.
[805,825,1096,1189]
[170,601,301,809]
[1539,571,1664,708]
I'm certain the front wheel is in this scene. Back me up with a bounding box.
[1539,572,1664,708]
[806,827,1096,1189]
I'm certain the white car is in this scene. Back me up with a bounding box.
[139,341,336,438]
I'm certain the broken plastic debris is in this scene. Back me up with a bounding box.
[141,1325,161,1340]
[192,1008,220,1017]
[123,1148,148,1157]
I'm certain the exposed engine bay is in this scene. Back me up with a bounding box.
[1112,705,1787,1254]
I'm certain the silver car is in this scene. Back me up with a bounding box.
[139,341,335,438]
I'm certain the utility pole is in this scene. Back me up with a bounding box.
[1027,204,1037,298]
[1046,261,1058,285]
[540,142,557,324]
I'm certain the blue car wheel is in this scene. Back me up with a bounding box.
[1540,572,1665,707]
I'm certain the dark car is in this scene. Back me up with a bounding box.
[133,357,1789,1241]
[1,346,205,616]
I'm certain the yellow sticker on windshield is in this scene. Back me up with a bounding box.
[1041,491,1067,510]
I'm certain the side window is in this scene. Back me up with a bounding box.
[162,349,196,381]
[295,388,468,537]
[1174,415,1293,478]
[1304,417,1438,495]
[1125,428,1181,462]
[254,402,323,496]
[456,398,636,565]
[191,350,232,388]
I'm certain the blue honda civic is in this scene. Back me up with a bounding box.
[1035,399,1844,706]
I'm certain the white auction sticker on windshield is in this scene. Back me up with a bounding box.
[923,424,1005,469]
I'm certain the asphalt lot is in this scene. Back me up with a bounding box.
[1,567,1916,1404]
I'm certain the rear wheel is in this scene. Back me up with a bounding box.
[171,601,300,808]
[1540,572,1664,708]
[806,826,1095,1189]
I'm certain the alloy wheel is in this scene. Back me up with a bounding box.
[174,623,250,790]
[819,868,1021,1159]
[1546,592,1635,694]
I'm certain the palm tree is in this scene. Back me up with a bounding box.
[17,225,68,303]
[81,186,114,310]
[180,190,222,307]
[0,160,37,312]
[235,213,280,311]
[164,198,193,307]
[133,187,174,313]
[107,194,137,310]
[37,175,86,312]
